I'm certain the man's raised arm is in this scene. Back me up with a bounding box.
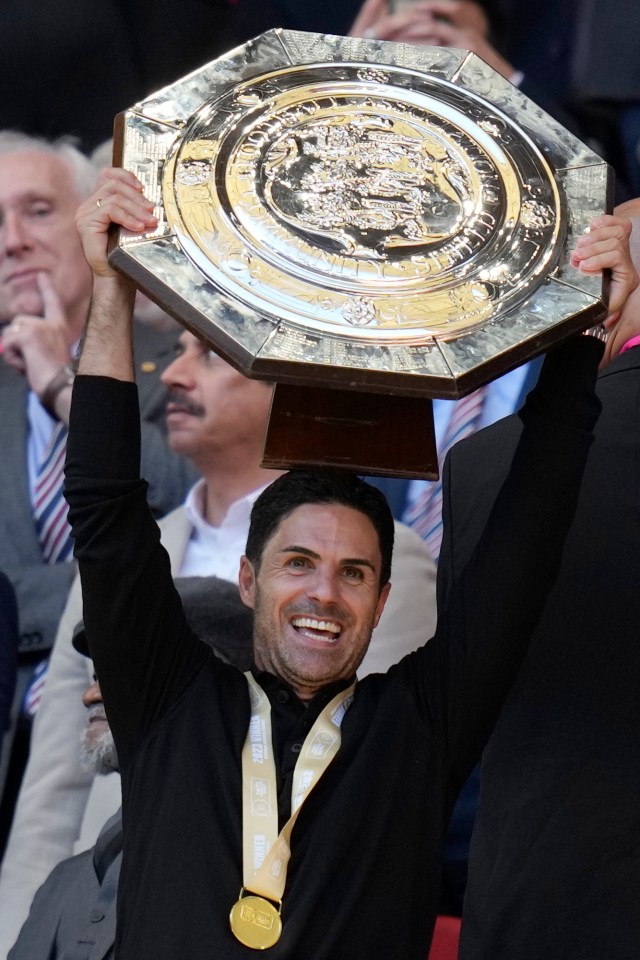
[75,168,158,380]
[67,171,207,767]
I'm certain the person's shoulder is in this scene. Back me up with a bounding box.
[158,503,188,532]
[392,520,434,563]
[451,410,522,466]
[598,344,640,384]
[24,846,95,911]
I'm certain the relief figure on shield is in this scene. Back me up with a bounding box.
[262,114,471,258]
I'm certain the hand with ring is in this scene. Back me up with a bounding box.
[75,168,157,281]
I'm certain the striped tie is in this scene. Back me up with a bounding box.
[33,422,73,564]
[22,658,49,717]
[403,386,487,562]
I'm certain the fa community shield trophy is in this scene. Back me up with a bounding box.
[109,30,612,476]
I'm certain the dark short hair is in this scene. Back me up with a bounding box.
[245,470,394,589]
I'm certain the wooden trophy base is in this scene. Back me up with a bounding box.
[261,383,438,479]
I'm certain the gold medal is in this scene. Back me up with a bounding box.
[229,892,282,950]
[228,678,353,949]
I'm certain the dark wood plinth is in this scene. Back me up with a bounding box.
[261,384,438,479]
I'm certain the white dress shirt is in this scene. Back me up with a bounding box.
[178,479,268,580]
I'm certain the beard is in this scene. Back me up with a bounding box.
[80,715,119,775]
[251,588,372,695]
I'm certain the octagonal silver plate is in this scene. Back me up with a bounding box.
[110,29,612,398]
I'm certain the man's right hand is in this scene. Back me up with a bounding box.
[75,168,157,280]
[74,169,157,382]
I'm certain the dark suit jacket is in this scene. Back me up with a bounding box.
[8,810,122,960]
[0,572,18,734]
[438,346,640,959]
[0,320,195,653]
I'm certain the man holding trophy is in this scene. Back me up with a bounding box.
[62,154,635,958]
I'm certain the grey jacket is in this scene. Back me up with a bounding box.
[8,811,122,960]
[0,320,195,652]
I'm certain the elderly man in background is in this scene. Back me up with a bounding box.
[8,670,122,960]
[0,131,194,653]
[8,577,254,960]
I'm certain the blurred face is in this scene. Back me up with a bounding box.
[0,150,92,325]
[239,503,390,701]
[160,332,273,466]
[81,677,118,774]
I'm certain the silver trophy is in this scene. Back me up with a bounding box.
[110,30,611,476]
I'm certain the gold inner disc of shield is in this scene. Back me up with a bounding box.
[163,63,562,343]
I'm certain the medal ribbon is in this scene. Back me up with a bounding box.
[241,673,355,904]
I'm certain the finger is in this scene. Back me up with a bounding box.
[3,315,39,341]
[416,0,457,18]
[100,195,157,232]
[76,186,156,280]
[95,166,146,194]
[419,0,489,30]
[585,213,629,232]
[0,332,27,372]
[77,189,157,237]
[571,241,630,273]
[573,216,631,253]
[573,227,629,252]
[36,272,65,324]
[98,175,154,207]
[390,8,437,29]
[571,228,632,268]
[415,20,459,43]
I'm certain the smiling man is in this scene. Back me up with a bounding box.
[0,270,436,956]
[65,166,631,959]
[242,479,392,699]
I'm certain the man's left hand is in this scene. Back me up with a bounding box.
[570,214,639,364]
